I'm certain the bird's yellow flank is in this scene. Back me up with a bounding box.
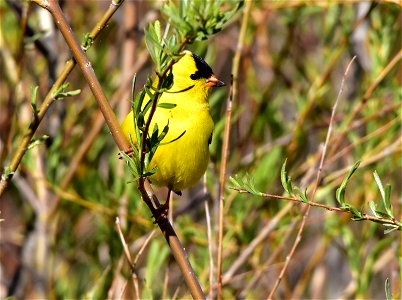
[121,50,224,195]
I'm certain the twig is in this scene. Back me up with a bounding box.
[115,217,140,300]
[222,202,293,284]
[267,56,357,299]
[328,48,402,159]
[133,229,157,266]
[32,1,204,298]
[48,49,149,218]
[0,0,125,197]
[239,219,299,297]
[232,188,401,228]
[217,2,252,298]
[203,174,214,300]
[216,74,233,300]
[35,0,129,152]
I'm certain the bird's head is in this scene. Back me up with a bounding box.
[168,50,225,95]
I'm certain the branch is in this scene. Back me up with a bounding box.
[267,56,357,299]
[0,0,125,197]
[32,1,204,298]
[232,188,402,229]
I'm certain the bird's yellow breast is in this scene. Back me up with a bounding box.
[121,86,214,192]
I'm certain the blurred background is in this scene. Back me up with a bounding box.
[0,0,401,299]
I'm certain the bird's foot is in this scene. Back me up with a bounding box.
[153,200,170,223]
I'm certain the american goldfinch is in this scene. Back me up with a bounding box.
[121,50,224,205]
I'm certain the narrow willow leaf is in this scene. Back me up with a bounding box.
[373,170,385,201]
[281,160,289,193]
[27,135,49,150]
[384,184,393,217]
[369,201,378,217]
[158,123,169,143]
[229,175,242,189]
[296,187,309,203]
[383,225,399,234]
[3,166,14,179]
[154,20,161,42]
[385,278,391,300]
[55,89,81,99]
[30,86,39,114]
[158,103,177,109]
[120,151,139,178]
[137,113,145,128]
[336,161,360,205]
[375,210,392,219]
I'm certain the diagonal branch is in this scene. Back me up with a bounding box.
[31,1,204,298]
[0,0,125,197]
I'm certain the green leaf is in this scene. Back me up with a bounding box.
[157,123,169,143]
[336,161,360,206]
[158,102,177,109]
[229,173,262,196]
[55,89,81,99]
[53,82,81,100]
[375,210,392,219]
[2,166,14,180]
[30,86,39,114]
[137,112,145,129]
[27,135,49,150]
[161,69,174,90]
[295,187,309,203]
[154,20,161,42]
[374,171,393,218]
[383,225,399,234]
[280,159,294,195]
[373,170,385,201]
[160,130,186,146]
[120,150,140,180]
[82,33,94,50]
[369,201,378,217]
[383,184,393,217]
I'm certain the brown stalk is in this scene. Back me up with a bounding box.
[115,217,140,300]
[217,1,252,299]
[31,1,204,298]
[267,57,357,299]
[222,202,293,285]
[0,0,125,197]
[327,48,402,159]
[233,189,401,229]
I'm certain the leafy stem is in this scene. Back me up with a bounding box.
[230,161,402,233]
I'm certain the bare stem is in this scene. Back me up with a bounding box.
[267,56,357,300]
[31,1,203,298]
[115,217,140,300]
[217,2,252,298]
[0,0,125,197]
[233,189,401,229]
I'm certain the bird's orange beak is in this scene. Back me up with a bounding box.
[206,74,225,87]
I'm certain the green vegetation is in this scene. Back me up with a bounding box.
[0,0,400,299]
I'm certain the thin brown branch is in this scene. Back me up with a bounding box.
[203,174,214,300]
[216,74,233,300]
[32,2,204,298]
[328,48,402,158]
[0,0,125,197]
[222,202,293,285]
[267,56,357,299]
[41,0,129,152]
[115,217,140,300]
[217,2,252,299]
[233,188,401,228]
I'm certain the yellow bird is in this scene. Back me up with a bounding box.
[121,50,224,206]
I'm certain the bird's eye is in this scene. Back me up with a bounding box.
[190,74,197,80]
